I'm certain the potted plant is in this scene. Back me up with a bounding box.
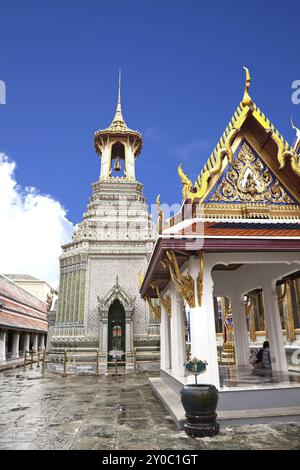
[180,357,219,437]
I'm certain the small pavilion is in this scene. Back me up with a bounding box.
[140,69,300,424]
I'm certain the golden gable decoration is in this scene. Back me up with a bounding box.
[178,67,300,204]
[209,142,295,204]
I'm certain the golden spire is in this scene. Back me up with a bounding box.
[110,69,127,130]
[242,66,253,107]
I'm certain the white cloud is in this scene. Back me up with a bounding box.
[0,153,74,287]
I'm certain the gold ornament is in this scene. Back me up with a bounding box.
[152,282,172,318]
[178,164,193,200]
[138,271,144,289]
[210,142,294,204]
[166,250,195,308]
[145,296,161,321]
[156,194,163,234]
[197,252,204,307]
[242,66,253,107]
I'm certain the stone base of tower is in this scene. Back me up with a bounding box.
[50,177,156,375]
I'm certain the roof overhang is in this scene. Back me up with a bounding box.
[140,232,300,299]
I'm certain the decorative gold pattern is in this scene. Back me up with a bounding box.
[179,68,295,203]
[278,281,296,342]
[138,270,144,289]
[145,296,161,321]
[156,194,163,234]
[242,66,253,107]
[178,164,193,199]
[221,303,235,365]
[209,142,294,204]
[191,127,239,201]
[166,251,195,308]
[245,295,256,342]
[152,282,172,318]
[197,252,204,307]
[179,128,238,201]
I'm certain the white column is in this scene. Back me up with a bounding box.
[125,319,131,353]
[11,332,20,359]
[125,317,134,370]
[262,281,288,373]
[0,330,7,362]
[32,334,38,351]
[98,317,108,371]
[170,284,185,378]
[189,258,220,388]
[125,146,135,180]
[160,304,171,371]
[24,333,30,353]
[39,334,45,349]
[230,292,250,367]
[102,321,108,353]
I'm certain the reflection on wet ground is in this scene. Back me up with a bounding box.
[220,365,300,388]
[0,368,299,450]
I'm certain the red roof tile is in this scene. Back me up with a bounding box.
[0,311,48,332]
[167,221,300,238]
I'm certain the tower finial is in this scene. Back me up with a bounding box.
[111,69,124,124]
[118,68,121,107]
[242,66,253,106]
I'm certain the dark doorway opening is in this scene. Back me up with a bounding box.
[107,299,126,364]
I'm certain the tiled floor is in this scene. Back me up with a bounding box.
[0,368,299,450]
[219,365,300,389]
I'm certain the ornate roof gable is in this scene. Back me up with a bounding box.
[205,140,298,206]
[178,68,300,209]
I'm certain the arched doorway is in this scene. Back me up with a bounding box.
[107,299,126,362]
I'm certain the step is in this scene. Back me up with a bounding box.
[135,346,160,352]
[135,355,160,362]
[149,377,300,428]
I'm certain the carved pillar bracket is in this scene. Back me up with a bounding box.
[166,250,195,308]
[145,296,161,322]
[152,282,172,319]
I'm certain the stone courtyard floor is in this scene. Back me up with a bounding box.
[0,368,300,450]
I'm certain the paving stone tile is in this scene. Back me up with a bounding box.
[0,367,299,450]
[77,423,117,439]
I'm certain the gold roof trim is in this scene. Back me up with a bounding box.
[179,68,296,202]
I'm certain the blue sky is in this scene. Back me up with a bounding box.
[1,0,300,225]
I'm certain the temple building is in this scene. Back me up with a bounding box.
[50,73,157,370]
[4,274,56,305]
[0,274,48,363]
[140,68,300,423]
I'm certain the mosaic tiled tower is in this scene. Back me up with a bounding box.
[51,73,155,368]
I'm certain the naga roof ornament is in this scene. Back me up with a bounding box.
[178,67,300,203]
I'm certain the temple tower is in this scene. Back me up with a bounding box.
[51,73,156,370]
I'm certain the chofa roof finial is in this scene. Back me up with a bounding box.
[242,66,253,107]
[291,115,300,152]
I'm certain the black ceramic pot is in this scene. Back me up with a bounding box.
[180,384,219,437]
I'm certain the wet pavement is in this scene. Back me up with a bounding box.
[0,368,300,450]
